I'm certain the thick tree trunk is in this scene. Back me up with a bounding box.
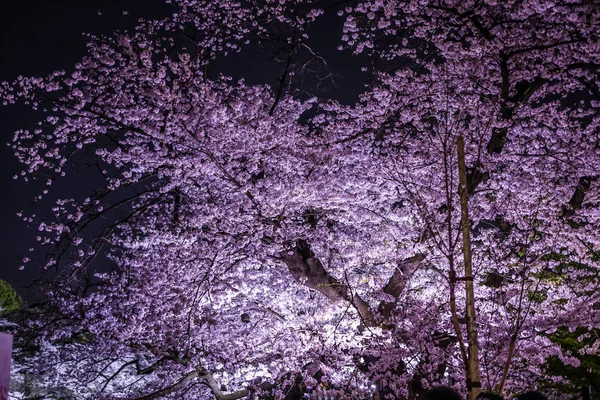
[457,136,482,400]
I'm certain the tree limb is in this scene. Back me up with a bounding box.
[281,240,425,327]
[280,239,377,326]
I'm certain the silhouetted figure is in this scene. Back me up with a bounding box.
[475,392,504,400]
[419,386,463,400]
[516,391,548,400]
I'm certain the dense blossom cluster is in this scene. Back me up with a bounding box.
[2,0,600,399]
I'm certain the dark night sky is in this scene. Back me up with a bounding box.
[0,0,173,294]
[0,0,365,297]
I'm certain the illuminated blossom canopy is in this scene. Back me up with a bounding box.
[2,0,600,399]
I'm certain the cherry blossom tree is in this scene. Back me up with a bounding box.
[2,0,600,399]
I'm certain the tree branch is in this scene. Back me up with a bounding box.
[281,240,426,328]
[562,176,597,218]
[280,239,378,326]
[110,367,260,400]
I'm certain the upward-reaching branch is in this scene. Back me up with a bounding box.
[457,135,482,400]
[280,239,377,326]
[280,240,426,328]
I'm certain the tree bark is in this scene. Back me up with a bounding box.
[457,136,482,400]
[280,240,425,328]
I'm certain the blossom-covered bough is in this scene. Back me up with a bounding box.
[2,0,600,399]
